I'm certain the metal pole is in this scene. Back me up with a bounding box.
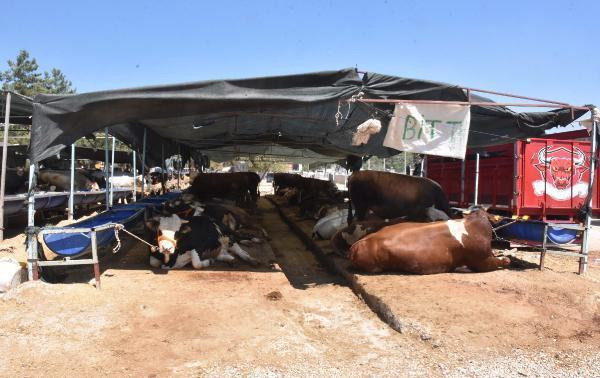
[132,150,137,202]
[26,163,36,280]
[161,143,165,194]
[419,158,425,177]
[177,144,181,189]
[403,151,407,174]
[474,153,480,205]
[91,230,101,289]
[141,128,147,199]
[382,158,386,172]
[460,158,466,206]
[367,158,371,170]
[580,113,597,274]
[0,92,12,241]
[68,143,75,220]
[110,136,115,207]
[104,128,109,210]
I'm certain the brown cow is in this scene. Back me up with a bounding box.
[38,169,100,191]
[190,172,260,204]
[348,208,510,274]
[243,172,261,202]
[273,173,303,194]
[347,170,452,224]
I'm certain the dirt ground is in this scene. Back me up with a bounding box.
[0,199,438,377]
[274,197,600,376]
[1,198,599,376]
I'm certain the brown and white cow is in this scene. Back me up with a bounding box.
[347,170,452,224]
[348,207,510,274]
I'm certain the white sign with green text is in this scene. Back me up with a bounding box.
[383,103,470,159]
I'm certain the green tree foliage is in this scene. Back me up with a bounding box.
[0,50,75,97]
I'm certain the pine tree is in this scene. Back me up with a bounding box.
[0,50,76,97]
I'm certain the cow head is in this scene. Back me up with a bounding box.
[145,214,189,263]
[535,146,586,190]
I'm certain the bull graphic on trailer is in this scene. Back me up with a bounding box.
[531,145,588,201]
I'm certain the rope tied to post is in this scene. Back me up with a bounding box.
[490,219,519,243]
[111,223,159,254]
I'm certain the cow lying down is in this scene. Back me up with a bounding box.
[146,214,259,270]
[348,207,510,274]
[316,205,449,242]
[164,197,268,241]
[330,217,407,255]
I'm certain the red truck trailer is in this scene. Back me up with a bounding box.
[426,134,596,244]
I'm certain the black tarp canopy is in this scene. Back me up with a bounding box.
[29,68,586,165]
[2,91,33,125]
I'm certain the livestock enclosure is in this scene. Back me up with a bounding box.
[1,68,599,376]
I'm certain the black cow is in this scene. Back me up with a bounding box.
[5,167,27,194]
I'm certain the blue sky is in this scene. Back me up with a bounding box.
[2,0,598,108]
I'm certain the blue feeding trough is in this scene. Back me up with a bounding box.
[42,192,181,258]
[43,209,144,258]
[497,220,578,245]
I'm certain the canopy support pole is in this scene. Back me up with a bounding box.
[132,150,137,202]
[419,158,425,177]
[104,128,109,210]
[161,143,165,194]
[109,136,115,207]
[580,113,597,275]
[0,92,11,241]
[460,158,466,206]
[403,152,407,175]
[474,153,480,205]
[141,128,147,199]
[382,158,386,172]
[26,163,36,280]
[68,143,75,220]
[177,144,181,190]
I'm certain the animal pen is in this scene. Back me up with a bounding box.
[5,68,596,281]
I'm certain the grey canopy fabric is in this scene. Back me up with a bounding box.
[29,68,586,165]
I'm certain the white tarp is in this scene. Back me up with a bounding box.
[383,103,471,159]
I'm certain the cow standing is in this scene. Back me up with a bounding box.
[190,172,260,204]
[4,167,27,194]
[347,170,452,224]
[348,208,510,274]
